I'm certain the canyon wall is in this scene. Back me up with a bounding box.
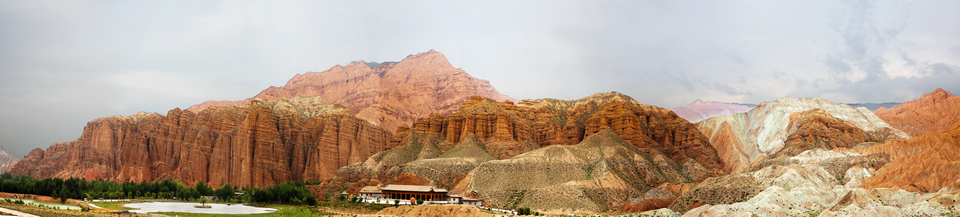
[10,97,395,188]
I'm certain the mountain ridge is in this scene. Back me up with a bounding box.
[187,50,514,133]
[875,88,960,136]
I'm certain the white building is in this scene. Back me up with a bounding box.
[358,186,382,199]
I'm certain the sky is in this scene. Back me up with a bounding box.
[1,0,959,159]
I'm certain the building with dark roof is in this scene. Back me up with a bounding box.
[378,184,449,202]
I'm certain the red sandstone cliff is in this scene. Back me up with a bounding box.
[875,88,960,136]
[9,97,395,188]
[187,50,513,134]
[407,92,725,171]
[321,92,725,210]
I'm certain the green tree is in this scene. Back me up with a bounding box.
[194,180,213,196]
[305,195,318,206]
[215,183,234,201]
[51,189,60,201]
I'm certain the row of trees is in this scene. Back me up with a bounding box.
[0,173,316,205]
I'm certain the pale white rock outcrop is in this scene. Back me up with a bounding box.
[677,149,960,217]
[697,97,910,173]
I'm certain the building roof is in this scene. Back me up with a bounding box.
[359,186,382,193]
[378,184,448,193]
[462,197,484,201]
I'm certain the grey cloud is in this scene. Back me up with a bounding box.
[825,0,909,83]
[1,0,959,158]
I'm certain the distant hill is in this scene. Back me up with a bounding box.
[669,100,754,123]
[0,149,18,172]
[845,102,901,112]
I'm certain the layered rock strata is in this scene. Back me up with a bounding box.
[696,97,909,173]
[188,50,513,133]
[859,119,960,192]
[322,92,725,213]
[10,97,395,188]
[408,92,724,170]
[653,149,960,216]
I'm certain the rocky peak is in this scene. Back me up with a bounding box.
[928,88,951,99]
[516,91,639,110]
[187,50,513,133]
[400,49,453,69]
[875,88,960,136]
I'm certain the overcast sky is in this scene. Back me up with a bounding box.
[1,0,958,159]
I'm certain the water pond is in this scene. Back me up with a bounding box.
[123,202,277,214]
[0,197,81,210]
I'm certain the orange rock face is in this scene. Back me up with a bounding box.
[775,109,887,157]
[9,97,395,188]
[859,119,960,192]
[407,93,725,171]
[187,50,513,134]
[319,92,725,205]
[875,88,960,136]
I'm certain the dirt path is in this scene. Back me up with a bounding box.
[0,206,40,217]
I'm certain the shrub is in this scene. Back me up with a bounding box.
[305,195,318,206]
[518,207,531,215]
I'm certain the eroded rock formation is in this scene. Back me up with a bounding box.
[696,97,909,173]
[187,50,513,134]
[319,92,725,213]
[396,92,725,173]
[10,97,395,188]
[859,119,960,192]
[875,88,960,136]
[774,109,889,158]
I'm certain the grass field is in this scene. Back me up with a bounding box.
[90,200,134,210]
